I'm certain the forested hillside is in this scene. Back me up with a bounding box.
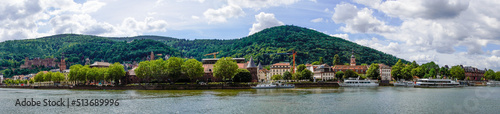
[0,25,408,77]
[0,34,180,71]
[112,25,407,66]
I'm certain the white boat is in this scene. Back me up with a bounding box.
[394,81,415,87]
[394,81,407,86]
[414,79,460,88]
[340,79,378,87]
[252,83,295,89]
[487,81,500,86]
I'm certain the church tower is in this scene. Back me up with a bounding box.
[60,54,66,72]
[350,51,356,66]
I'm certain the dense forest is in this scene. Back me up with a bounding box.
[0,25,408,77]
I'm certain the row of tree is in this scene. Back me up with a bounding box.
[134,57,204,83]
[484,69,500,81]
[34,71,65,82]
[2,79,34,85]
[67,63,125,85]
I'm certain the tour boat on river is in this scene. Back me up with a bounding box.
[414,79,460,88]
[252,83,295,89]
[487,81,500,86]
[394,81,415,87]
[340,79,378,87]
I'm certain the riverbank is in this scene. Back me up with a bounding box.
[0,82,341,90]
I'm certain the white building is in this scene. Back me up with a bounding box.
[379,64,392,83]
[270,62,292,76]
[313,64,335,81]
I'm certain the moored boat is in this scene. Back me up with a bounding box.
[414,79,460,88]
[487,81,500,86]
[340,79,378,87]
[252,83,295,89]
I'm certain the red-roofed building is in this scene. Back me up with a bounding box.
[270,62,291,76]
[332,52,368,75]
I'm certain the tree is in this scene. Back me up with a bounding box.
[391,59,404,80]
[361,63,368,66]
[271,74,282,80]
[283,71,292,81]
[44,72,53,82]
[312,61,320,65]
[344,63,350,66]
[495,71,500,81]
[450,65,465,80]
[402,65,413,80]
[78,65,90,84]
[411,66,425,78]
[107,62,125,85]
[484,69,495,80]
[292,73,301,81]
[213,57,239,82]
[182,59,204,82]
[411,61,419,68]
[296,64,306,73]
[167,57,184,83]
[34,71,45,82]
[344,69,358,79]
[439,67,450,78]
[319,57,324,64]
[429,68,437,78]
[366,63,380,80]
[233,69,252,82]
[69,64,82,82]
[86,68,98,84]
[52,72,65,82]
[333,54,340,66]
[301,69,313,80]
[335,71,344,81]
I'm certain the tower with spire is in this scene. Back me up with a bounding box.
[246,56,258,82]
[350,50,356,66]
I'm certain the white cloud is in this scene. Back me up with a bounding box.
[191,15,200,19]
[377,0,470,19]
[331,3,395,33]
[310,18,324,23]
[331,34,349,41]
[227,0,299,9]
[409,54,437,64]
[249,12,284,35]
[203,5,245,23]
[354,37,401,54]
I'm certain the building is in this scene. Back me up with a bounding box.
[60,55,66,72]
[257,62,271,82]
[20,57,58,69]
[201,58,249,82]
[270,62,292,76]
[313,64,335,81]
[332,52,368,75]
[122,67,141,85]
[90,62,111,68]
[378,64,392,83]
[1,74,4,83]
[246,56,259,82]
[461,65,485,81]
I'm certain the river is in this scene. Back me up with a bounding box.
[1,87,499,113]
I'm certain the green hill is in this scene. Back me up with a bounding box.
[0,25,408,74]
[113,25,407,66]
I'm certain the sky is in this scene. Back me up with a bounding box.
[1,0,499,71]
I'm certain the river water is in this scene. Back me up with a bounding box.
[1,87,499,114]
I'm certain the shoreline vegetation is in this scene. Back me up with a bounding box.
[0,82,342,90]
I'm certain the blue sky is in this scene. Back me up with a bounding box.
[0,0,499,71]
